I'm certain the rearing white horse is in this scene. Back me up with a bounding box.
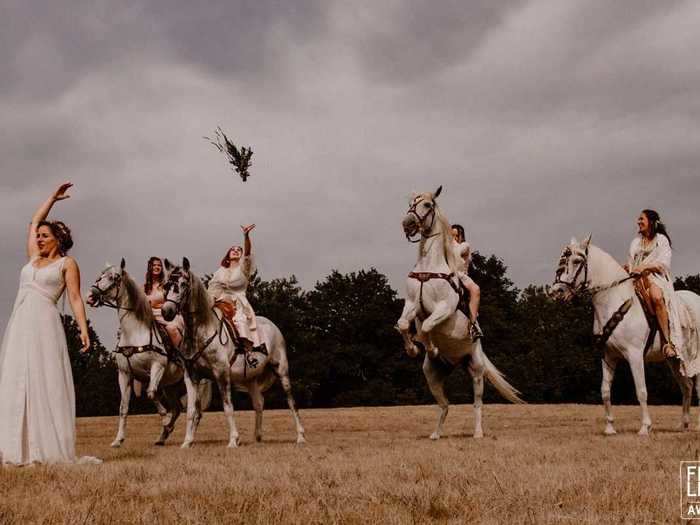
[396,187,524,440]
[550,236,700,435]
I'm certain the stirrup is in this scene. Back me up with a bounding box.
[663,343,677,359]
[470,320,483,341]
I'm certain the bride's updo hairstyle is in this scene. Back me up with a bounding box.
[37,220,74,255]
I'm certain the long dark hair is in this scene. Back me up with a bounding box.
[144,256,164,295]
[37,220,73,255]
[642,209,672,248]
[451,223,465,243]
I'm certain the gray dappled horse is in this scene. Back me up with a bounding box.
[161,258,305,448]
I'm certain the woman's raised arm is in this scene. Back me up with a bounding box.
[27,182,73,259]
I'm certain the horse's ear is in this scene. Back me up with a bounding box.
[164,259,173,271]
[120,258,126,271]
[183,257,190,271]
[581,234,592,250]
[434,185,442,198]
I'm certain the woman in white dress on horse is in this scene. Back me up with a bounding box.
[0,182,99,465]
[208,224,266,353]
[624,209,684,361]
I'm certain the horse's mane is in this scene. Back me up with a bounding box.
[122,270,153,323]
[415,191,459,273]
[189,271,213,323]
[435,207,460,274]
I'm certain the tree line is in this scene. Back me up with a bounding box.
[64,253,700,416]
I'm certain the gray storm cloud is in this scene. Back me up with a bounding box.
[2,0,699,342]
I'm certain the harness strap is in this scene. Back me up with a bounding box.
[593,298,633,349]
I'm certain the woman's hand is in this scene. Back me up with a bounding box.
[80,330,91,353]
[241,224,256,235]
[52,182,73,202]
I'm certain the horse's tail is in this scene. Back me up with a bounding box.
[482,352,525,404]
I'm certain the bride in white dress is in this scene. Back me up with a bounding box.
[0,182,100,465]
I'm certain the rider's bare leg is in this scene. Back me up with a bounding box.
[649,283,675,358]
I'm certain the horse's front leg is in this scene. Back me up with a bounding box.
[628,354,652,435]
[111,366,131,448]
[396,299,420,357]
[147,359,166,401]
[601,352,618,435]
[180,368,200,449]
[215,361,239,448]
[421,300,454,334]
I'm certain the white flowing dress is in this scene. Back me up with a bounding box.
[0,257,99,465]
[208,254,259,345]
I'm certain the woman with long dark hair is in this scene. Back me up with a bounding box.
[144,256,182,349]
[625,209,682,360]
[451,223,482,339]
[0,183,99,465]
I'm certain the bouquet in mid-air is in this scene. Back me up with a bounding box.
[205,127,254,182]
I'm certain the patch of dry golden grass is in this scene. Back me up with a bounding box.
[0,404,694,524]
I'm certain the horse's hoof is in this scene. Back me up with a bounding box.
[110,440,123,448]
[638,427,650,436]
[603,427,617,436]
[180,441,193,449]
[296,435,307,445]
[227,438,240,449]
[429,432,440,441]
[473,430,484,439]
[154,440,165,446]
[680,422,691,432]
[255,435,262,443]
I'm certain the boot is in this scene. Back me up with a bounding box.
[253,342,268,355]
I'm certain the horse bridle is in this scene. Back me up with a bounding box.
[90,271,124,309]
[405,197,439,243]
[554,246,590,295]
[163,271,191,315]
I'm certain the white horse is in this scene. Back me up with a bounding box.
[396,187,523,440]
[549,236,700,435]
[87,260,212,447]
[161,258,306,448]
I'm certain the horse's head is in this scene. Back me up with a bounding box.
[549,235,592,302]
[402,185,442,242]
[87,258,126,307]
[162,257,191,322]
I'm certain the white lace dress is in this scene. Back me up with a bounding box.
[0,257,100,465]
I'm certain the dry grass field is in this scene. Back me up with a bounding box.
[0,403,696,524]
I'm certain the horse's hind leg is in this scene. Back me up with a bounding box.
[273,360,306,444]
[249,381,265,443]
[423,354,451,440]
[112,368,132,448]
[668,359,693,431]
[601,353,618,435]
[467,351,484,439]
[629,354,652,435]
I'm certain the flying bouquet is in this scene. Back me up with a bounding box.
[205,127,254,182]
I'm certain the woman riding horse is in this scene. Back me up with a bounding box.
[208,224,266,353]
[451,223,482,340]
[624,209,683,360]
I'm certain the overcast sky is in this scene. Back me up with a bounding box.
[2,1,699,342]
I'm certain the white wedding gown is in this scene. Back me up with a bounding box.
[0,257,100,465]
